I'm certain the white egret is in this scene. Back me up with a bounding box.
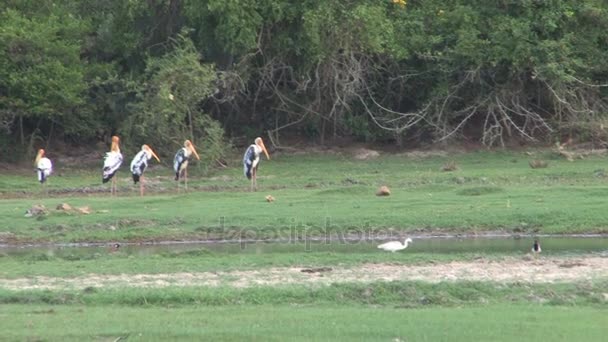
[377,238,413,252]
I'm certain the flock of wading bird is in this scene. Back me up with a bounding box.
[34,136,270,196]
[33,136,544,254]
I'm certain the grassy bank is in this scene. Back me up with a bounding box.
[0,249,507,278]
[1,303,606,341]
[1,151,608,244]
[2,280,606,340]
[3,239,608,278]
[2,281,606,306]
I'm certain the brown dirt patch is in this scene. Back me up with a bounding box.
[352,148,380,160]
[1,256,606,291]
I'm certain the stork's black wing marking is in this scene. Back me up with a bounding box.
[130,150,147,183]
[102,153,123,183]
[173,148,187,180]
[243,145,256,179]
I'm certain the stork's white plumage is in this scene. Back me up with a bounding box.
[35,149,52,184]
[243,137,270,191]
[377,238,413,252]
[102,136,123,196]
[173,140,200,192]
[130,144,160,196]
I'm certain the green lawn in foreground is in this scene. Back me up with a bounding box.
[1,304,606,341]
[1,151,608,244]
[2,281,606,306]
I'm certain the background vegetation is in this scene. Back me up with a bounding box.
[1,0,608,162]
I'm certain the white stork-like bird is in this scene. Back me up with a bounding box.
[243,137,270,191]
[377,238,413,253]
[173,140,200,191]
[130,144,160,196]
[35,149,53,185]
[102,135,123,196]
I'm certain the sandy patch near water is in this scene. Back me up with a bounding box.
[1,256,606,291]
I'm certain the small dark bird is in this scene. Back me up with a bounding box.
[531,239,541,254]
[109,243,121,252]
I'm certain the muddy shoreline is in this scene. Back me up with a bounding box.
[1,256,606,290]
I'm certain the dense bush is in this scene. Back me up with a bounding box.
[1,0,607,161]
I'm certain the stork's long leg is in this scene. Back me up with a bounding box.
[185,168,188,191]
[140,175,144,197]
[252,167,257,192]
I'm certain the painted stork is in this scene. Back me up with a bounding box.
[173,140,200,191]
[102,135,123,196]
[377,238,413,252]
[35,149,53,185]
[130,144,160,196]
[243,137,270,191]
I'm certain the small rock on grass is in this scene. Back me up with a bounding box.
[56,203,73,211]
[376,186,391,196]
[76,206,92,214]
[55,202,92,214]
[25,204,48,217]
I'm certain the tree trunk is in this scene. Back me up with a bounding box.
[320,119,326,145]
[19,115,24,146]
[187,106,194,139]
[46,120,54,149]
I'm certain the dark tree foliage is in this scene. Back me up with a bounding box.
[1,0,607,161]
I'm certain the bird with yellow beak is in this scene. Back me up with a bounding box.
[35,149,53,186]
[173,140,200,192]
[243,137,270,191]
[130,144,161,196]
[102,136,123,196]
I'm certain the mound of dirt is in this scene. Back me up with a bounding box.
[56,203,73,211]
[55,202,92,215]
[353,148,380,160]
[376,186,391,196]
[24,204,48,218]
[401,150,449,158]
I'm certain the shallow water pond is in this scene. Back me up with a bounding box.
[1,236,606,259]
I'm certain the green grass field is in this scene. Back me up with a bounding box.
[2,149,608,341]
[2,150,608,244]
[1,281,607,341]
[1,303,606,341]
